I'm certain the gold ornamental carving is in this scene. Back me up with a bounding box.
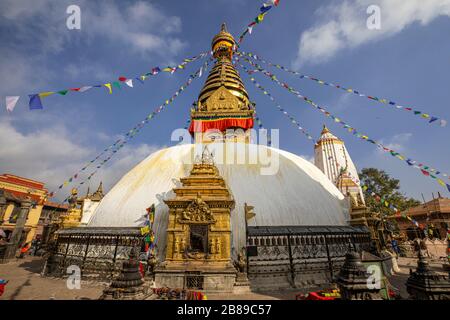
[178,195,216,224]
[205,86,242,112]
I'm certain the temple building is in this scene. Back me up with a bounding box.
[0,174,48,244]
[46,24,372,292]
[315,125,365,206]
[389,196,450,240]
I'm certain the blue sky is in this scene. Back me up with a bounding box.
[0,0,449,202]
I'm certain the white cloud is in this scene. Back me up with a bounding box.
[294,0,450,67]
[378,132,412,153]
[0,119,160,201]
[0,0,185,56]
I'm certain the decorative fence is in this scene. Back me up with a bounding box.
[43,227,144,280]
[246,225,371,289]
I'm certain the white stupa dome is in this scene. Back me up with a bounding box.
[88,143,350,260]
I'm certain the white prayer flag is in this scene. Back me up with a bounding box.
[79,86,93,92]
[125,79,133,87]
[5,96,20,112]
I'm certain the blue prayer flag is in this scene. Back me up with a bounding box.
[28,94,43,110]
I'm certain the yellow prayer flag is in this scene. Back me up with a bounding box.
[140,225,150,235]
[104,83,112,94]
[39,91,55,98]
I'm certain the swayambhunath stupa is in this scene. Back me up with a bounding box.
[1,0,449,308]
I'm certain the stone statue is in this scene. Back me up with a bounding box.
[147,253,158,276]
[209,239,215,254]
[237,247,247,274]
[215,238,221,255]
[180,238,186,253]
[67,188,78,209]
[174,237,180,254]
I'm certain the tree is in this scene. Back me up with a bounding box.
[359,168,421,216]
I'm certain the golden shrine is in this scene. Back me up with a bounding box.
[60,182,104,228]
[155,149,237,291]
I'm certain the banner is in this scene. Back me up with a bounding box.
[237,1,280,45]
[239,57,450,191]
[48,58,212,201]
[189,116,253,133]
[5,96,20,112]
[238,51,446,128]
[237,61,316,144]
[362,184,423,229]
[17,52,208,111]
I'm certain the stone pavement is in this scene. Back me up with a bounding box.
[0,256,447,300]
[0,257,103,300]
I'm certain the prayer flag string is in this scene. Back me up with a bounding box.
[239,57,450,191]
[237,51,446,128]
[16,52,208,112]
[48,57,212,201]
[361,184,423,229]
[238,63,315,144]
[236,1,280,46]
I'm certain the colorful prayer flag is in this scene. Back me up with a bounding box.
[104,83,112,94]
[125,79,133,87]
[28,94,43,110]
[5,96,19,112]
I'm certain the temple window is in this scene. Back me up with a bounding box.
[189,224,208,253]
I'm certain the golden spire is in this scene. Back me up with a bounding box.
[197,23,250,111]
[189,24,254,142]
[321,125,330,135]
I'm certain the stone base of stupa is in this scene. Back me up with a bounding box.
[233,272,251,293]
[154,262,237,293]
[100,284,152,300]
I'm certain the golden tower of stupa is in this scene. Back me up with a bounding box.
[190,23,254,143]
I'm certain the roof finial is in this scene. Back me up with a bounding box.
[221,22,227,32]
[97,181,103,194]
[321,124,330,135]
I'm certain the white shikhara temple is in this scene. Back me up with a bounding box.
[315,125,365,205]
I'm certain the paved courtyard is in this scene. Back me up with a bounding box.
[0,256,447,300]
